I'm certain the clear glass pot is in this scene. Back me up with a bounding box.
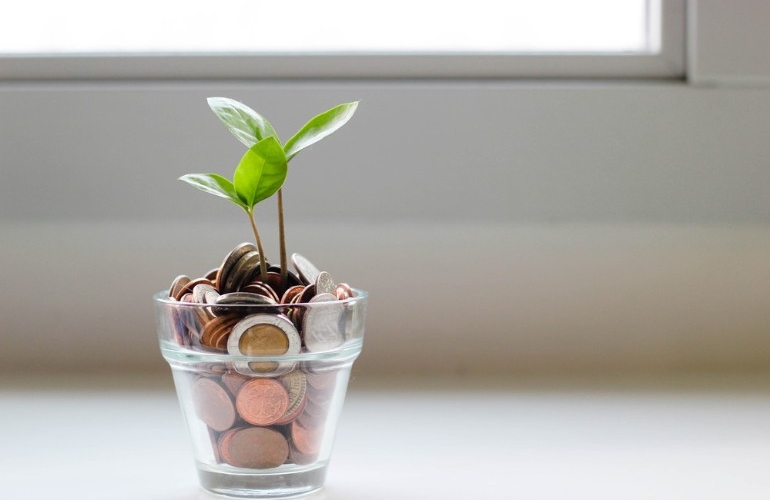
[154,290,367,498]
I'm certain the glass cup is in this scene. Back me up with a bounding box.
[154,289,367,498]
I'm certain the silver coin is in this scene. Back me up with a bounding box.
[303,293,345,352]
[204,288,221,304]
[277,370,308,423]
[192,283,217,304]
[291,253,320,286]
[315,271,336,295]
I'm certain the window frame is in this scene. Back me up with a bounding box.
[0,0,685,81]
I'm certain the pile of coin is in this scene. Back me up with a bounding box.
[167,242,356,361]
[166,243,356,469]
[191,365,337,468]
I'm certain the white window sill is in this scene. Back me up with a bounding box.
[3,374,770,499]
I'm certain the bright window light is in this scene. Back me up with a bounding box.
[0,0,655,55]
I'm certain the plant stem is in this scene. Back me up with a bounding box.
[277,188,288,288]
[246,208,268,279]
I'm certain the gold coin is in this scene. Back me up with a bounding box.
[227,314,301,376]
[238,323,290,356]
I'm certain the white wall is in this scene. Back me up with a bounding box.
[2,1,769,376]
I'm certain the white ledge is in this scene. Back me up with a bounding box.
[3,374,770,500]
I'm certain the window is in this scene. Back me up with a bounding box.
[0,0,685,80]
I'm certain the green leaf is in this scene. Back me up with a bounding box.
[207,97,279,148]
[284,101,359,161]
[178,173,247,209]
[233,136,288,208]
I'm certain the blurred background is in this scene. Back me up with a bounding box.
[1,0,769,380]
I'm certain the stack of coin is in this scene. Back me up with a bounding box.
[190,366,338,468]
[167,243,355,357]
[168,244,353,470]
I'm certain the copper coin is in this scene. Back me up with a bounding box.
[235,379,290,426]
[261,272,284,295]
[204,267,219,282]
[293,285,317,333]
[281,285,304,305]
[216,242,258,292]
[221,371,250,396]
[297,284,317,304]
[201,314,240,349]
[264,266,298,294]
[220,427,289,469]
[241,281,280,303]
[179,277,215,299]
[217,427,241,463]
[170,275,191,300]
[291,419,323,455]
[335,283,354,300]
[192,378,237,432]
[211,322,235,350]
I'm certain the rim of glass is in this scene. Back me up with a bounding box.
[159,337,364,363]
[156,288,367,361]
[153,288,368,308]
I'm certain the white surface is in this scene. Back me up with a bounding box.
[2,375,770,500]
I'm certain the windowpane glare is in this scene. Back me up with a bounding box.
[0,0,653,55]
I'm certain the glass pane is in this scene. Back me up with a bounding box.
[0,0,653,55]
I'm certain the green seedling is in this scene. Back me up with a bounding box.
[180,97,358,284]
